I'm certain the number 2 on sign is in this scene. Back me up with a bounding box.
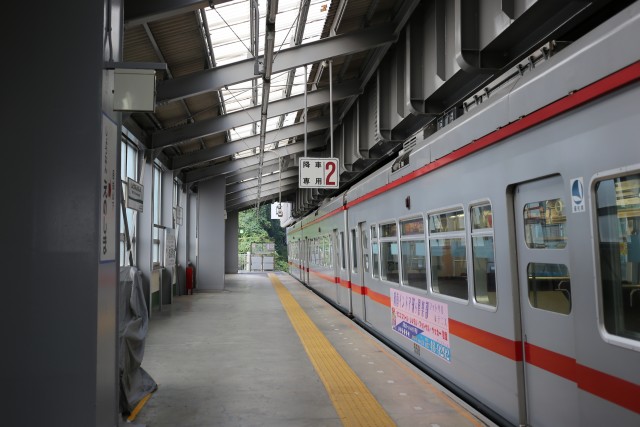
[326,162,336,185]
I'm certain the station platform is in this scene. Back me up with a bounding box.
[130,272,495,427]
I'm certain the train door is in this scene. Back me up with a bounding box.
[359,221,368,322]
[332,229,340,301]
[302,237,311,285]
[514,176,577,426]
[337,230,347,307]
[298,239,304,282]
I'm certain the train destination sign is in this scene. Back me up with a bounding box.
[299,157,339,189]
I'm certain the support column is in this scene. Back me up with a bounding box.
[2,1,122,426]
[197,177,227,289]
[225,210,239,273]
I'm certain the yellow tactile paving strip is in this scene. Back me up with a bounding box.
[269,273,397,427]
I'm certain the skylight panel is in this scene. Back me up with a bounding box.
[205,0,332,141]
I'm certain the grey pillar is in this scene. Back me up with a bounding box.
[197,177,227,290]
[225,210,239,273]
[2,1,122,426]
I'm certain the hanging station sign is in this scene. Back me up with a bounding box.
[298,157,340,189]
[126,178,144,212]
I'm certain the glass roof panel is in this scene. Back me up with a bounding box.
[205,0,331,143]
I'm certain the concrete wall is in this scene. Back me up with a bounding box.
[225,210,239,273]
[197,177,226,289]
[2,1,121,425]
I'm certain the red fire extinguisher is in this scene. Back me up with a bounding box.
[186,263,194,295]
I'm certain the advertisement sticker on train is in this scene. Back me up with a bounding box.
[570,177,586,213]
[390,289,451,362]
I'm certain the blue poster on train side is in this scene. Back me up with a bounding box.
[390,289,451,362]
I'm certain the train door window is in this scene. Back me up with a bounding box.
[380,222,399,284]
[595,173,640,341]
[527,263,571,314]
[521,196,572,314]
[471,203,497,306]
[523,199,567,249]
[340,232,346,270]
[400,217,427,290]
[362,227,370,273]
[428,209,468,300]
[351,229,358,273]
[371,225,379,278]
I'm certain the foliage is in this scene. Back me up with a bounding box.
[238,205,288,271]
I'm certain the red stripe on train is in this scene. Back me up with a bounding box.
[450,319,523,361]
[309,269,335,284]
[525,343,640,413]
[303,267,640,413]
[351,283,366,295]
[338,278,351,289]
[525,342,577,382]
[577,363,640,414]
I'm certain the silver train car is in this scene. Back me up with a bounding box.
[287,4,640,427]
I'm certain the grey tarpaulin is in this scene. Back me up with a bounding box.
[119,266,157,414]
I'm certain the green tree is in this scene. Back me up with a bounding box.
[238,205,288,271]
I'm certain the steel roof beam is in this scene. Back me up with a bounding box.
[152,81,358,149]
[227,188,297,212]
[156,23,396,104]
[226,178,298,202]
[226,170,298,194]
[170,117,329,170]
[226,185,299,210]
[184,137,323,184]
[225,162,283,184]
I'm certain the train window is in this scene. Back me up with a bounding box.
[595,174,640,340]
[351,229,358,272]
[523,199,567,249]
[371,225,379,279]
[527,263,571,314]
[471,204,496,307]
[401,217,425,236]
[471,204,493,230]
[381,223,397,238]
[400,218,427,290]
[380,222,399,283]
[429,210,468,300]
[429,210,465,233]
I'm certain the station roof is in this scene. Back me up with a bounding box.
[123,0,412,212]
[122,0,632,215]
